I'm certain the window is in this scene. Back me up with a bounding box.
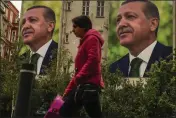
[96,0,104,17]
[66,2,71,11]
[11,31,16,42]
[64,33,69,44]
[1,23,5,37]
[0,44,3,57]
[15,18,19,23]
[82,0,90,16]
[10,11,13,23]
[0,1,5,13]
[5,8,8,18]
[8,30,11,41]
[3,23,5,31]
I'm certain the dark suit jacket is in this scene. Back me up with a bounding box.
[20,40,58,75]
[109,42,173,77]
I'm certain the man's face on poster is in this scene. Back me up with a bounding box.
[21,8,51,46]
[116,2,152,48]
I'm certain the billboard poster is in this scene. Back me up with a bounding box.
[108,1,174,78]
[108,1,173,62]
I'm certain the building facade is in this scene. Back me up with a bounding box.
[0,1,19,59]
[0,0,6,59]
[59,0,110,71]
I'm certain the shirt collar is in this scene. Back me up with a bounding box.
[129,40,157,63]
[31,39,52,57]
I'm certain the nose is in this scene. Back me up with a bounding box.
[116,17,128,34]
[21,21,31,33]
[117,17,128,28]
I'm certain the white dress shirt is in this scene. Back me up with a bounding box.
[31,40,52,75]
[129,41,157,77]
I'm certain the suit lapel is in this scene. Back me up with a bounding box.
[40,49,51,74]
[144,42,161,76]
[40,40,58,74]
[119,54,129,77]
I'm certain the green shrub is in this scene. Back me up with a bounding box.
[101,54,176,118]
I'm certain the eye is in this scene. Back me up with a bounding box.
[116,17,121,24]
[30,18,37,23]
[127,15,136,20]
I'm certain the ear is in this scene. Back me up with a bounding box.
[150,18,159,32]
[47,21,55,33]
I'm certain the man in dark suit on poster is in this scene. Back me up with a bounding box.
[20,5,58,116]
[21,5,58,75]
[109,0,172,77]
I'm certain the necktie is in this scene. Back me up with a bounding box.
[128,58,143,77]
[30,53,40,72]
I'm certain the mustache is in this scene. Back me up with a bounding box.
[118,26,133,35]
[22,28,33,35]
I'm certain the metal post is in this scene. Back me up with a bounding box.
[13,64,36,118]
